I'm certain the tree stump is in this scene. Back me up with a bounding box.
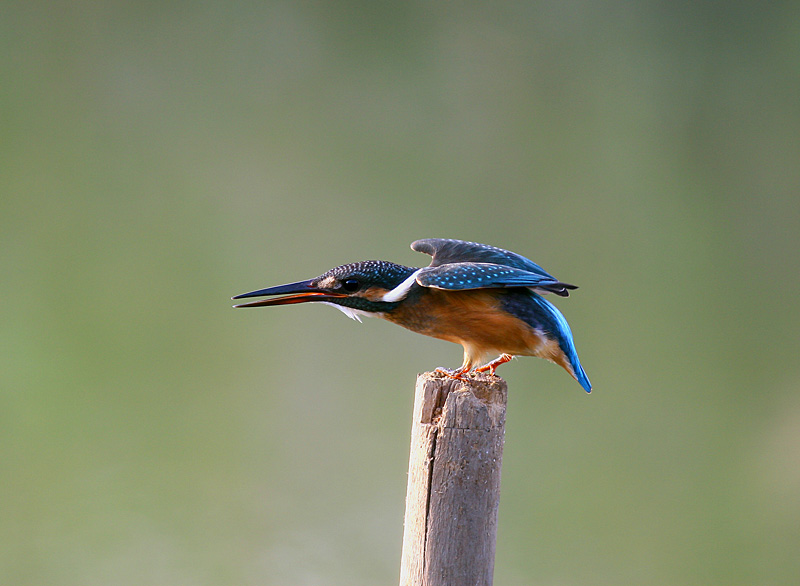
[399,371,507,586]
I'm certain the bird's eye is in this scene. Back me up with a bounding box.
[342,278,360,292]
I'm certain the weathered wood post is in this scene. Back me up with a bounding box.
[400,371,507,586]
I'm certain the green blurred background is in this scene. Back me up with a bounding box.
[2,1,799,584]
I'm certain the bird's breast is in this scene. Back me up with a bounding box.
[383,288,558,358]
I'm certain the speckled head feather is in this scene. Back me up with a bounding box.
[313,260,416,292]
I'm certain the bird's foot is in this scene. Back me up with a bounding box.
[475,354,514,376]
[435,366,470,381]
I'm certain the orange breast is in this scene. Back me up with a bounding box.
[383,289,572,372]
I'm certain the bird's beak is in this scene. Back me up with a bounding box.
[232,279,348,308]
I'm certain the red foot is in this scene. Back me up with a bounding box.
[475,354,514,376]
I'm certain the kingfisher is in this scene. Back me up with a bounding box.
[233,239,591,392]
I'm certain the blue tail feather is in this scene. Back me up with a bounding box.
[528,293,592,393]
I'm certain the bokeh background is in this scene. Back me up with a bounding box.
[2,2,799,585]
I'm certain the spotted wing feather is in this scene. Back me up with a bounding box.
[416,262,575,296]
[412,238,553,277]
[412,239,577,296]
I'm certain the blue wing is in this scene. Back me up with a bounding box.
[416,262,567,292]
[412,238,554,277]
[412,239,577,296]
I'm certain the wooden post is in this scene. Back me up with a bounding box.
[400,371,507,586]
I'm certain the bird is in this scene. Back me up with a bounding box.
[233,238,591,392]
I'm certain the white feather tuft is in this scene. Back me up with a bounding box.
[381,269,422,302]
[322,302,371,323]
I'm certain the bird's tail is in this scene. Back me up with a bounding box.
[530,294,592,393]
[571,358,592,394]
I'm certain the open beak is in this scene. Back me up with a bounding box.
[232,279,348,308]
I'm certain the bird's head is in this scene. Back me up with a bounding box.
[233,260,419,318]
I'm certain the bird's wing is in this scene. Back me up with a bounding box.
[411,238,555,278]
[416,262,576,296]
[411,239,576,296]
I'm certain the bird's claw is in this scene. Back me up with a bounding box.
[474,353,514,376]
[435,366,470,381]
